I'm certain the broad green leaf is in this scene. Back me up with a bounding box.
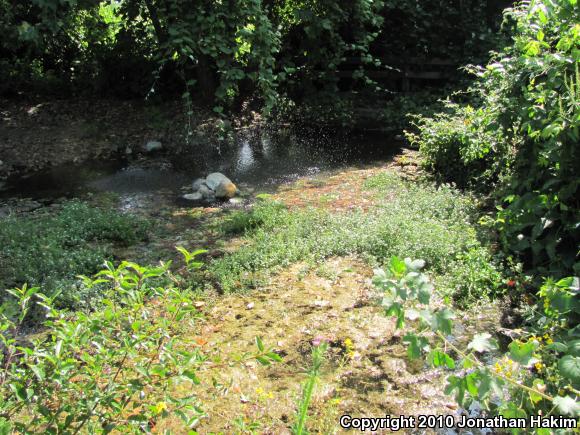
[431,308,455,335]
[509,340,538,366]
[428,350,455,369]
[529,378,545,404]
[500,402,527,419]
[389,256,406,276]
[567,340,580,356]
[403,333,429,359]
[468,333,498,353]
[558,355,580,383]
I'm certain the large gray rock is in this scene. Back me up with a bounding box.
[198,184,212,198]
[205,172,231,190]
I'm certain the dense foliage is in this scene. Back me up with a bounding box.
[0,0,501,113]
[408,0,579,279]
[0,250,281,433]
[376,257,580,422]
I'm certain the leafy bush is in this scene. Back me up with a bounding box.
[210,178,504,303]
[406,103,512,188]
[376,256,580,423]
[0,201,149,309]
[0,250,281,433]
[407,0,580,278]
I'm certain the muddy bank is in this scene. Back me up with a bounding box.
[0,98,210,182]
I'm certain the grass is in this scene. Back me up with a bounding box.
[0,200,149,310]
[209,173,504,304]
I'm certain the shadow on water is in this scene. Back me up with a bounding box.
[0,129,402,202]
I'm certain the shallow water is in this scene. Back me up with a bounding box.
[0,130,401,204]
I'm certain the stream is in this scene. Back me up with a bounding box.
[0,129,401,214]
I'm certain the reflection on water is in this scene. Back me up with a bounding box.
[1,129,401,202]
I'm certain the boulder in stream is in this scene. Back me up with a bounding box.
[215,181,237,199]
[188,172,238,202]
[183,192,203,201]
[205,172,231,190]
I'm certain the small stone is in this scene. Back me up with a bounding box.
[229,197,243,205]
[144,140,163,152]
[246,302,255,310]
[194,301,205,308]
[183,192,203,201]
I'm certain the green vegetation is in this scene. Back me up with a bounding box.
[1,0,501,118]
[0,250,281,433]
[408,0,579,279]
[210,176,503,305]
[401,0,580,422]
[0,201,149,310]
[376,256,580,419]
[1,0,578,431]
[292,342,328,435]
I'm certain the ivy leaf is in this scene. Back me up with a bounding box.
[499,402,527,419]
[558,355,580,383]
[478,369,504,401]
[553,396,580,417]
[529,379,545,404]
[468,333,498,353]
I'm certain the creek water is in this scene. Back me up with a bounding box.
[0,129,401,207]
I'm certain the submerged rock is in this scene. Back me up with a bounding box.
[192,178,205,191]
[198,184,212,198]
[144,140,163,153]
[189,172,238,201]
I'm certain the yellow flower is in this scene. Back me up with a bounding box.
[153,402,167,414]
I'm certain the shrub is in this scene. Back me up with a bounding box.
[376,257,580,422]
[406,0,580,279]
[0,251,281,433]
[406,103,512,189]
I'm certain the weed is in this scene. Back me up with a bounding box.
[292,342,328,435]
[209,179,503,303]
[0,200,149,310]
